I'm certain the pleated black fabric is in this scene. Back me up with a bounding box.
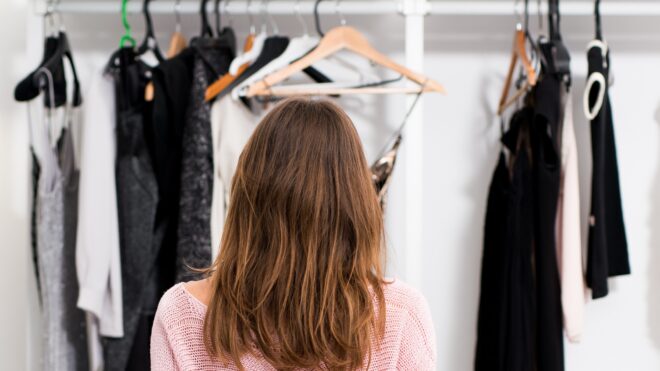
[476,107,535,371]
[531,71,564,371]
[148,47,196,307]
[586,43,630,299]
[476,68,566,370]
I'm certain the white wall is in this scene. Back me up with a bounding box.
[1,1,659,370]
[0,0,39,369]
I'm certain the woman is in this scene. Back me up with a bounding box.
[151,98,436,370]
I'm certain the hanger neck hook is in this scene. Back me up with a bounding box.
[335,0,346,26]
[143,0,156,41]
[523,0,530,33]
[536,0,544,37]
[259,0,268,34]
[514,0,523,29]
[120,0,136,47]
[224,0,232,27]
[594,0,602,39]
[215,0,222,34]
[265,0,278,34]
[174,0,182,33]
[314,0,324,37]
[295,0,309,36]
[247,0,255,34]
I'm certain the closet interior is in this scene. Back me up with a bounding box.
[11,0,649,370]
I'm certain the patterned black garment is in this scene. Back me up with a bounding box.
[585,13,630,299]
[175,37,235,282]
[475,107,535,371]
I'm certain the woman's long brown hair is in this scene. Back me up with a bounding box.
[203,98,387,370]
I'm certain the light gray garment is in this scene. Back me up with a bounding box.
[30,102,88,371]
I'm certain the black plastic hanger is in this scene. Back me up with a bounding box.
[15,36,66,106]
[137,0,164,62]
[539,0,571,84]
[214,0,237,55]
[15,11,82,109]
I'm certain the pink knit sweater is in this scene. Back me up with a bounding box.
[151,280,437,370]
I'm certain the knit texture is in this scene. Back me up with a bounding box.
[151,280,436,370]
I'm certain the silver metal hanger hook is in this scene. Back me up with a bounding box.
[260,0,268,34]
[295,0,309,36]
[335,0,347,26]
[223,0,232,27]
[513,0,523,28]
[174,0,182,33]
[266,0,279,35]
[537,0,544,36]
[247,0,255,34]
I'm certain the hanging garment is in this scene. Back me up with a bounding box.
[176,37,235,282]
[76,69,124,371]
[30,101,88,371]
[60,120,90,371]
[371,135,402,209]
[585,41,630,299]
[475,107,535,371]
[554,95,585,342]
[102,47,161,371]
[531,67,564,371]
[147,46,196,311]
[30,150,42,300]
[209,96,259,256]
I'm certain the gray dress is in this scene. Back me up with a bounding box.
[32,108,88,371]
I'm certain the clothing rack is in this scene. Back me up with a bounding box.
[27,0,652,292]
[34,1,660,17]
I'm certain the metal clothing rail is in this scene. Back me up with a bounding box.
[34,1,660,16]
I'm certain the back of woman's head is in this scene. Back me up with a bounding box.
[205,98,386,370]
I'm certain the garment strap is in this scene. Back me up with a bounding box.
[373,80,427,161]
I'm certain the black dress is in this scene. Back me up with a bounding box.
[476,106,535,371]
[476,72,566,371]
[531,70,564,371]
[585,42,630,299]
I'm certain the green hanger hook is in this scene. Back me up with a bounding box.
[120,0,136,48]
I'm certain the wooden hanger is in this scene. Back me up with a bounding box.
[245,25,445,97]
[167,32,187,58]
[204,33,255,102]
[497,25,537,115]
[144,31,188,101]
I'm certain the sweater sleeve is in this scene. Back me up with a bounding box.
[151,307,178,370]
[396,289,437,371]
[75,71,124,337]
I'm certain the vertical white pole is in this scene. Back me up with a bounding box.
[402,0,427,289]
